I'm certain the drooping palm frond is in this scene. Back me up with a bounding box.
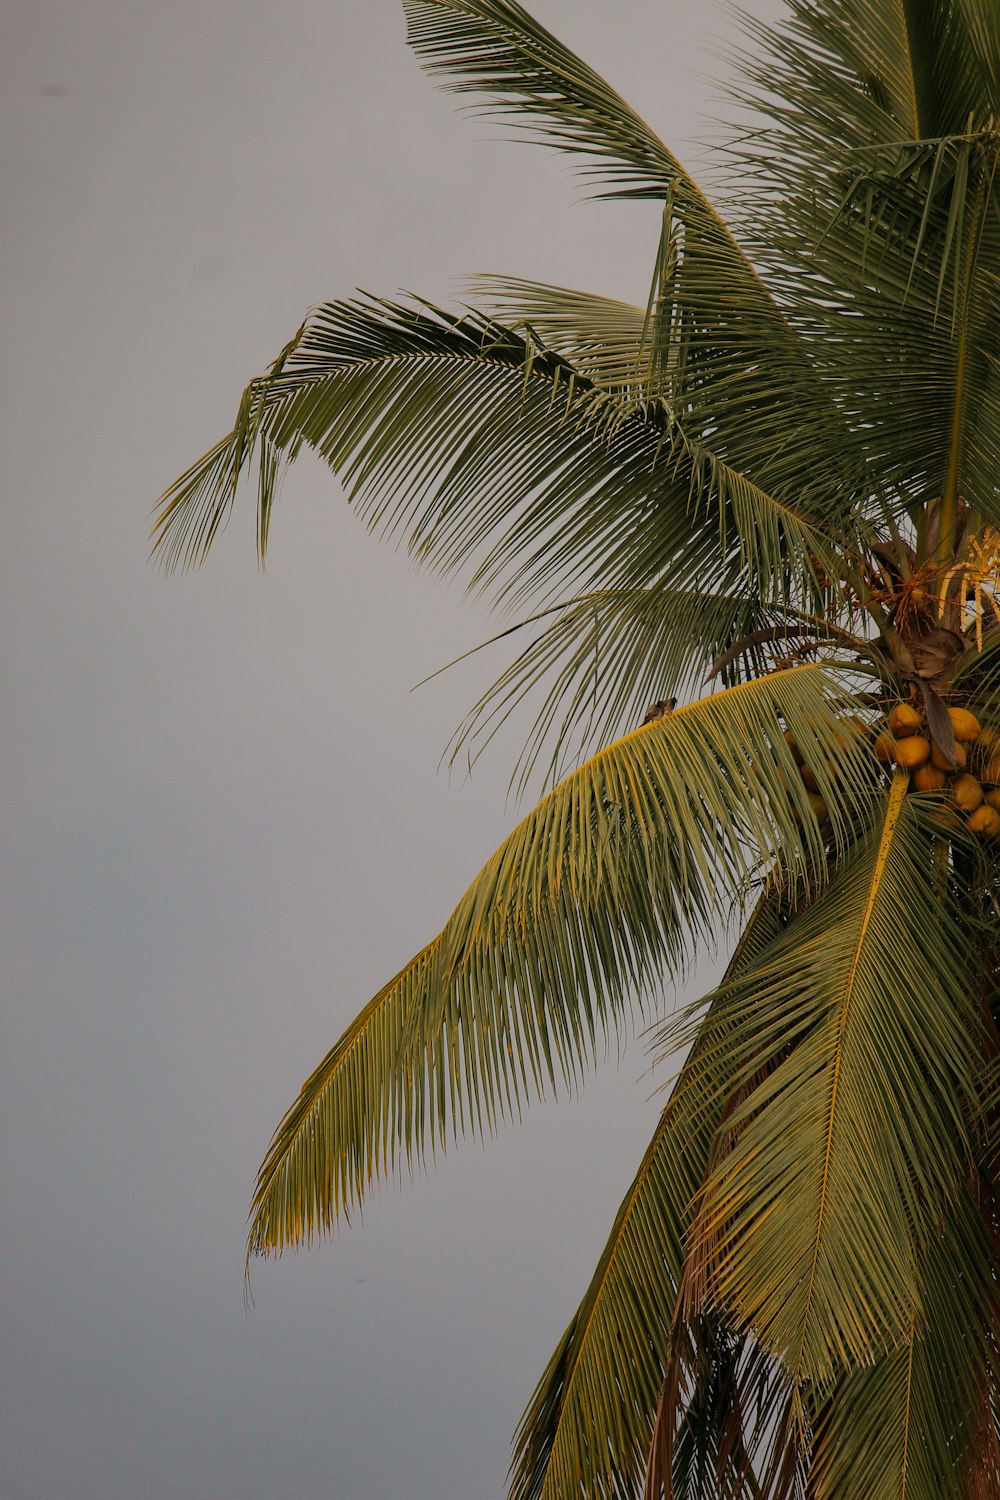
[246,666,878,1265]
[443,588,770,796]
[726,2,1000,543]
[806,1178,1000,1499]
[672,778,989,1383]
[403,0,875,534]
[508,894,785,1500]
[441,587,880,798]
[469,278,651,395]
[659,1325,784,1500]
[153,297,849,615]
[402,0,687,201]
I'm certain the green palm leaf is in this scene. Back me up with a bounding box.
[508,895,785,1500]
[684,777,987,1382]
[441,587,866,798]
[403,0,872,530]
[153,297,846,612]
[730,5,1000,542]
[247,666,876,1264]
[468,278,651,395]
[807,1180,1000,1499]
[401,0,686,201]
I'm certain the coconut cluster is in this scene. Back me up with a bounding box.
[875,701,1000,837]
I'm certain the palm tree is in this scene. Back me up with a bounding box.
[156,1,1000,1494]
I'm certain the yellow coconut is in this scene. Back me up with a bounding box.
[800,764,821,793]
[982,753,1000,785]
[985,789,1000,813]
[874,730,896,764]
[888,703,923,737]
[807,792,829,823]
[753,761,792,793]
[894,734,931,769]
[931,740,966,771]
[977,725,1000,756]
[912,763,948,792]
[951,774,984,812]
[947,706,981,742]
[783,729,801,763]
[831,714,868,747]
[967,804,1000,836]
[927,803,962,834]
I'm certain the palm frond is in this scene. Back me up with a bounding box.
[730,0,997,179]
[402,0,686,201]
[154,297,847,612]
[442,588,876,799]
[509,894,785,1500]
[404,0,876,530]
[447,588,768,796]
[679,777,988,1382]
[469,277,650,394]
[737,1,972,145]
[959,0,1000,114]
[807,1180,1000,1499]
[725,4,1000,538]
[246,667,878,1266]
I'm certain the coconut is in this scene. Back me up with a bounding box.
[985,789,1000,813]
[931,740,966,771]
[894,734,931,769]
[968,804,1000,836]
[912,763,948,792]
[754,761,792,793]
[807,792,829,824]
[874,731,896,764]
[927,803,963,834]
[983,753,1000,785]
[888,703,923,737]
[978,725,1000,756]
[947,706,981,742]
[831,714,868,747]
[800,764,821,793]
[951,774,984,812]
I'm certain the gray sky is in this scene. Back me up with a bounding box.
[3,3,781,1496]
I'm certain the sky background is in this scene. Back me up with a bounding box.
[4,3,781,1496]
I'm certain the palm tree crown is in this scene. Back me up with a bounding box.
[157,2,1000,1494]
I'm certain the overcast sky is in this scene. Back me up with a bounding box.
[4,3,783,1496]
